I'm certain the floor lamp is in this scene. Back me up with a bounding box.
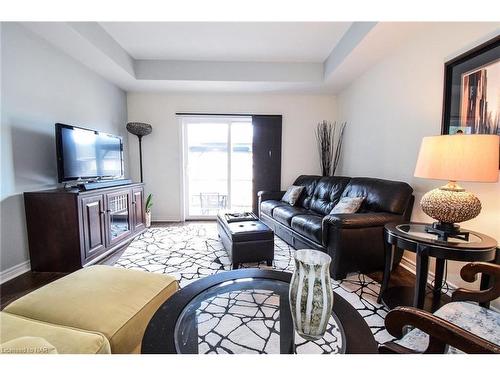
[126,122,152,183]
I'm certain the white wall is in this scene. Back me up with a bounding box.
[337,23,500,290]
[0,23,128,275]
[127,93,337,221]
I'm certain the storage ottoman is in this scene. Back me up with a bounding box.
[3,265,179,353]
[217,212,274,269]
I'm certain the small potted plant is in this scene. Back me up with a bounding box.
[145,193,153,228]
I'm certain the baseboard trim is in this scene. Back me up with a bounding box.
[399,256,458,297]
[0,260,31,283]
[152,220,183,224]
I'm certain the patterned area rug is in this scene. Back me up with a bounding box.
[175,277,346,354]
[115,222,393,347]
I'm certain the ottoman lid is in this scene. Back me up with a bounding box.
[227,221,274,242]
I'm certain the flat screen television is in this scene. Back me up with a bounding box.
[55,123,124,183]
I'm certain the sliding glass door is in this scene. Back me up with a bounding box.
[182,116,253,219]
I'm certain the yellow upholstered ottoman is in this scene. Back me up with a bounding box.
[0,312,110,354]
[3,265,178,354]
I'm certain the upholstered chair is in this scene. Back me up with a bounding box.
[379,262,500,354]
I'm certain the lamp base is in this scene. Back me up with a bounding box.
[420,181,481,240]
[425,222,470,242]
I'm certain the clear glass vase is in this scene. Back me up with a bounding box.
[289,249,333,340]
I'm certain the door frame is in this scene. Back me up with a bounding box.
[179,115,252,221]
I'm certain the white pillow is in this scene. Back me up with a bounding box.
[281,185,305,206]
[329,197,365,214]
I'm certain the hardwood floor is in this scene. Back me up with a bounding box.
[0,244,132,310]
[0,271,67,310]
[367,266,451,312]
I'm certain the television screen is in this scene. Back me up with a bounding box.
[56,123,123,182]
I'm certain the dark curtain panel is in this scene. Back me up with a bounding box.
[252,115,282,214]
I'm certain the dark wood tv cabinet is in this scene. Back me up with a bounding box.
[24,183,146,272]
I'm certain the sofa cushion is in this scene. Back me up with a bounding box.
[272,205,310,226]
[292,175,323,209]
[0,312,111,354]
[395,301,500,354]
[260,199,287,216]
[341,177,413,214]
[291,214,323,244]
[3,265,179,354]
[309,176,351,215]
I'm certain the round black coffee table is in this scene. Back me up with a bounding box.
[142,269,377,354]
[379,222,497,311]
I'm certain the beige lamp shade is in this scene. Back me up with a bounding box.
[414,134,499,182]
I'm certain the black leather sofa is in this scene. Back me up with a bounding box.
[258,175,414,279]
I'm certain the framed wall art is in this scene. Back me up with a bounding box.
[442,36,499,130]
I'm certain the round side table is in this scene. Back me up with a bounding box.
[378,222,498,311]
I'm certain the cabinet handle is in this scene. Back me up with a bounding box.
[99,211,105,215]
[132,201,136,205]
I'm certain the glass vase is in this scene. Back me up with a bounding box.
[289,249,333,340]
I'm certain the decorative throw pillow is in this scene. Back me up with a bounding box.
[329,197,365,214]
[281,185,305,206]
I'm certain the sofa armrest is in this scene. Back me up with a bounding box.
[323,212,402,229]
[257,190,286,202]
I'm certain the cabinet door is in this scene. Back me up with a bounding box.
[105,189,133,246]
[132,187,146,232]
[81,195,106,261]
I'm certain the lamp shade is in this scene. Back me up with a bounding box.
[414,134,499,182]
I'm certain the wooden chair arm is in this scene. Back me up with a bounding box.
[378,341,419,354]
[452,262,500,304]
[383,306,500,354]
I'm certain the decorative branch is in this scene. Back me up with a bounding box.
[316,121,347,176]
[333,122,347,176]
[316,121,332,176]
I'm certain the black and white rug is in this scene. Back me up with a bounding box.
[177,282,346,354]
[114,222,393,347]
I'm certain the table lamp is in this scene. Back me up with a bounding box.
[414,134,499,241]
[126,122,152,183]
